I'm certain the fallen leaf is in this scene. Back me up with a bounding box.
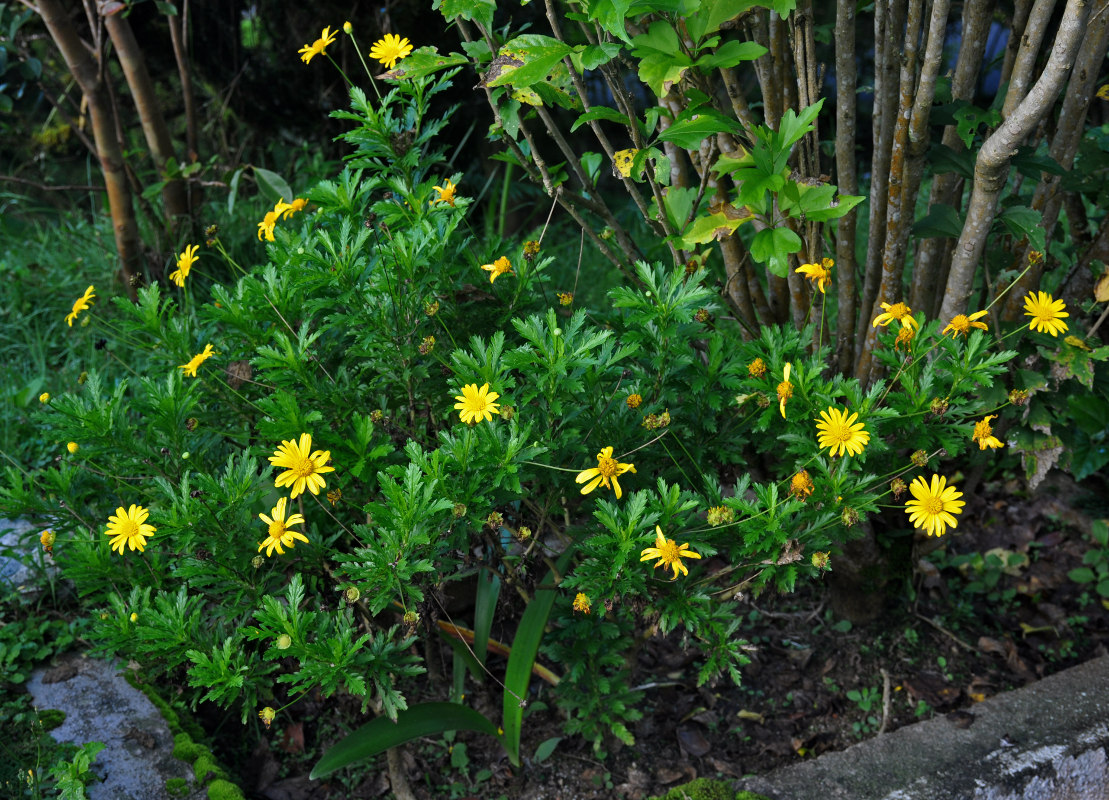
[677,723,712,757]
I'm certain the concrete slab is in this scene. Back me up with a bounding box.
[25,652,206,800]
[735,656,1109,800]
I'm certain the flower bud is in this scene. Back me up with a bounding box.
[276,634,292,650]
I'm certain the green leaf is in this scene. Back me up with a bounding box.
[571,106,631,132]
[534,737,562,763]
[1068,567,1096,584]
[434,0,496,30]
[587,0,634,43]
[501,550,572,766]
[686,1,762,42]
[660,185,699,231]
[678,207,752,247]
[776,100,823,152]
[488,36,574,89]
[253,167,292,204]
[953,104,1001,149]
[578,42,623,69]
[384,47,468,79]
[996,205,1045,251]
[912,204,964,239]
[474,569,501,665]
[637,52,692,96]
[694,39,767,70]
[750,226,802,277]
[310,703,499,779]
[657,112,741,149]
[929,143,974,178]
[630,20,680,55]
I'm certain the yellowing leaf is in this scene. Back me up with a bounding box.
[1094,270,1109,302]
[1065,335,1091,351]
[612,148,639,178]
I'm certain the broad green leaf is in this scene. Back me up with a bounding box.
[734,166,785,208]
[750,226,802,277]
[488,36,574,89]
[310,703,499,779]
[996,205,1045,252]
[253,167,292,205]
[694,39,767,70]
[953,104,1001,149]
[434,0,496,30]
[929,143,974,178]
[383,47,468,80]
[474,568,501,665]
[534,737,562,763]
[686,0,762,42]
[660,185,699,231]
[578,42,623,70]
[776,100,823,154]
[587,0,634,43]
[1012,146,1065,178]
[571,106,632,133]
[630,20,681,55]
[657,112,741,149]
[911,204,964,240]
[637,52,692,96]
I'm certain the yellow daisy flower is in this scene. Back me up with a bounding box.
[1023,291,1069,337]
[66,285,96,327]
[776,362,793,418]
[257,209,279,242]
[790,469,814,500]
[67,442,79,453]
[815,406,870,457]
[639,526,701,580]
[748,358,766,378]
[481,256,513,284]
[178,344,216,377]
[796,257,833,294]
[169,244,199,288]
[453,383,501,424]
[298,26,338,65]
[575,446,636,499]
[257,496,309,557]
[972,415,1004,450]
[281,198,308,219]
[431,179,457,207]
[942,310,988,338]
[904,474,965,537]
[369,33,414,69]
[104,504,156,554]
[269,433,335,498]
[872,301,919,332]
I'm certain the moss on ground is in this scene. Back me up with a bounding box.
[206,778,245,800]
[648,778,772,800]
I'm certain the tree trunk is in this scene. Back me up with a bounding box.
[939,0,1091,326]
[834,0,859,373]
[37,0,140,300]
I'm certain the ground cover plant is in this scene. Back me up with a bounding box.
[1,0,1108,797]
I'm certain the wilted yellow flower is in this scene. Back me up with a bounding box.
[419,335,435,355]
[269,433,335,498]
[1023,291,1069,337]
[943,310,988,338]
[425,300,440,316]
[169,244,199,287]
[67,442,79,454]
[259,707,276,728]
[890,477,907,499]
[281,198,308,219]
[790,470,814,500]
[776,362,793,418]
[299,26,338,65]
[796,257,833,294]
[572,593,591,614]
[66,285,95,327]
[894,324,915,352]
[972,415,1004,450]
[178,344,216,378]
[40,529,55,554]
[481,256,513,284]
[453,383,501,424]
[557,292,573,306]
[640,526,701,580]
[706,505,735,526]
[104,504,156,554]
[748,357,766,378]
[369,33,413,69]
[326,488,342,506]
[575,446,636,500]
[904,474,965,537]
[258,496,309,557]
[431,179,457,207]
[626,393,642,409]
[812,551,830,570]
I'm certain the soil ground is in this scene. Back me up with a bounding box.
[198,471,1109,800]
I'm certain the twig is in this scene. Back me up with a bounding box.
[878,667,892,735]
[915,613,976,652]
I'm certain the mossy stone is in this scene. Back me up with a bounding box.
[206,778,246,800]
[165,777,190,798]
[192,754,222,783]
[37,709,66,731]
